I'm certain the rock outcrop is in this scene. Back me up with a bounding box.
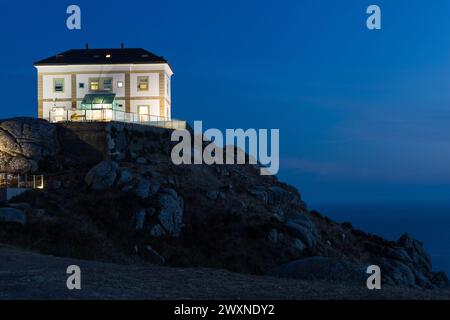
[0,118,447,289]
[0,118,59,173]
[156,189,184,237]
[379,233,447,288]
[0,207,27,225]
[85,160,118,191]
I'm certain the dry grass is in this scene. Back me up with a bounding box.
[0,249,449,300]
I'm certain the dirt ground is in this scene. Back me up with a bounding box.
[0,248,449,300]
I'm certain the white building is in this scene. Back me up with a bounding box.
[34,46,173,123]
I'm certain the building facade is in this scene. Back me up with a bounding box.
[34,47,173,122]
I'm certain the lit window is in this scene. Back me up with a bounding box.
[102,78,112,91]
[106,54,111,58]
[54,78,64,92]
[79,82,85,89]
[137,76,149,91]
[138,105,150,121]
[90,80,99,91]
[117,81,124,88]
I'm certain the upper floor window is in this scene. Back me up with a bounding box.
[137,76,149,91]
[89,77,112,92]
[102,78,112,92]
[90,79,99,91]
[54,78,64,92]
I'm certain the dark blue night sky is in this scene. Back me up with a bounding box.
[2,0,450,205]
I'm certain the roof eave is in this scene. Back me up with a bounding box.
[34,61,170,67]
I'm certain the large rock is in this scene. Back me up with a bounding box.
[397,233,432,275]
[157,189,184,237]
[381,259,416,287]
[413,268,431,288]
[133,208,146,230]
[267,186,302,207]
[0,118,59,173]
[385,247,413,263]
[132,178,159,199]
[431,271,450,288]
[269,257,367,284]
[248,186,270,204]
[248,185,303,207]
[115,169,133,187]
[379,234,449,288]
[150,224,166,237]
[85,161,118,191]
[285,213,317,249]
[0,207,27,225]
[141,245,165,265]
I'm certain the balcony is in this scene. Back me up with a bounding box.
[48,107,187,130]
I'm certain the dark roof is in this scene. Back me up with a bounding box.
[34,48,169,66]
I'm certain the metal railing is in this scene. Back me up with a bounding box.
[47,108,187,129]
[0,173,44,189]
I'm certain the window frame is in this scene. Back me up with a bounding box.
[102,78,113,92]
[89,78,100,91]
[137,76,149,92]
[53,78,65,93]
[138,105,150,121]
[138,105,150,114]
[89,77,114,92]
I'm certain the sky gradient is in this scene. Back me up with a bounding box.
[1,0,450,205]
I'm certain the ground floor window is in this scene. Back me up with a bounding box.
[50,107,66,122]
[138,105,150,121]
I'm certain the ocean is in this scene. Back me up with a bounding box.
[312,203,450,275]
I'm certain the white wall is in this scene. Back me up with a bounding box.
[42,101,72,120]
[37,63,173,120]
[165,73,171,103]
[130,72,159,97]
[42,74,72,100]
[76,73,126,98]
[130,100,160,117]
[165,100,171,120]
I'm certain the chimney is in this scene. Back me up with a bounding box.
[85,43,89,50]
[121,42,125,49]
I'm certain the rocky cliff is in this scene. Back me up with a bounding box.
[0,117,448,289]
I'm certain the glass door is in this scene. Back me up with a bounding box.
[138,105,150,122]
